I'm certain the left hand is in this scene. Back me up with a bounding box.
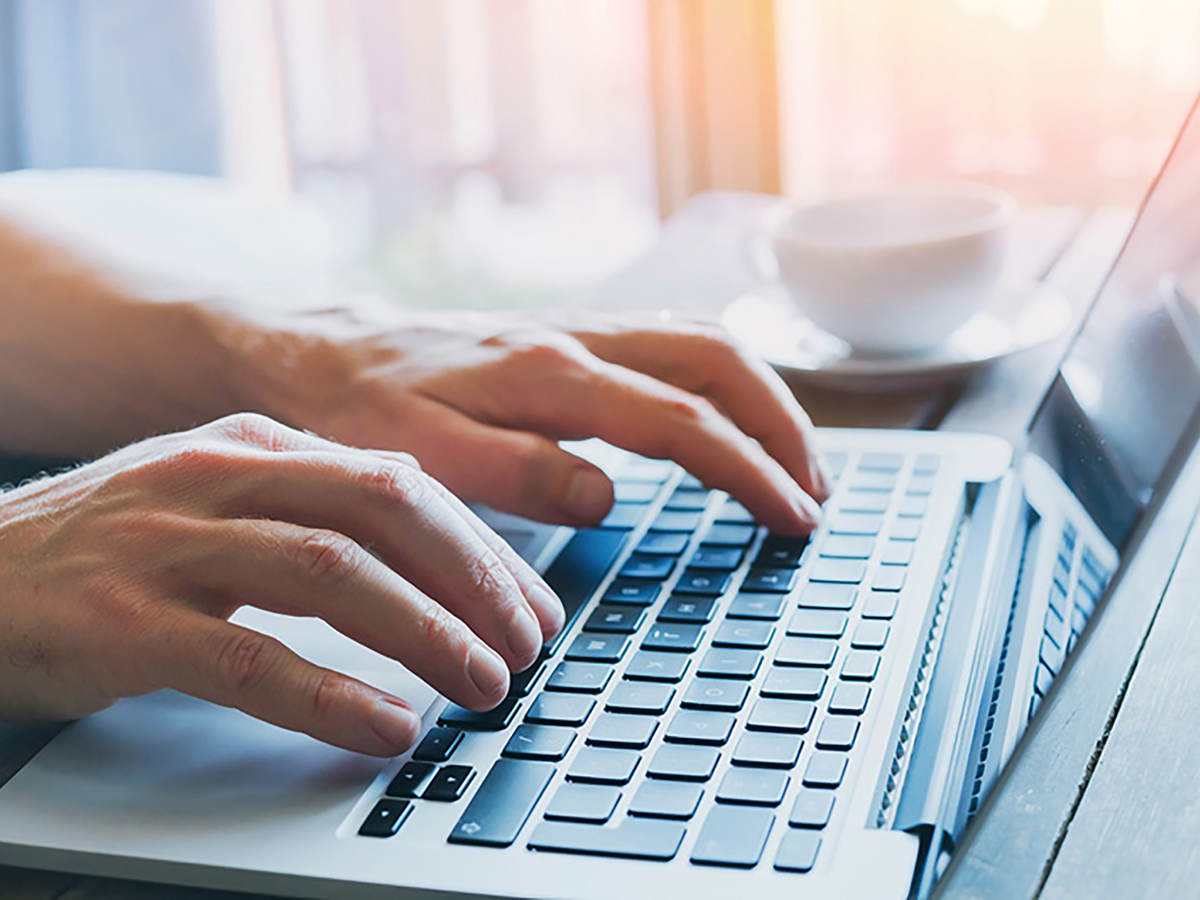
[219,304,830,535]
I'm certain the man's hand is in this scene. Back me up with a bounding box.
[224,306,830,535]
[0,413,564,756]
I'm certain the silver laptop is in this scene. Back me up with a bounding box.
[4,97,1200,900]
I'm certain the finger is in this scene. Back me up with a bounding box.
[572,324,831,501]
[208,451,546,673]
[175,519,512,711]
[477,360,820,535]
[155,611,424,756]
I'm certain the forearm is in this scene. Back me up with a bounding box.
[0,208,267,457]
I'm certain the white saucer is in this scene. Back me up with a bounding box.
[722,281,1073,391]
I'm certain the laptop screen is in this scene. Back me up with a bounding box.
[1026,96,1200,549]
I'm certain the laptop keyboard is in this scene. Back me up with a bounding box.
[358,449,944,873]
[1029,522,1112,717]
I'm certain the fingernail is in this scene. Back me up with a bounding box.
[811,458,833,502]
[563,468,613,523]
[467,642,509,703]
[506,603,543,667]
[530,582,566,641]
[369,696,420,750]
[793,488,823,528]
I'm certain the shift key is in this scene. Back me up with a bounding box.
[448,759,555,847]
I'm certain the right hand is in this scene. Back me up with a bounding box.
[0,413,563,756]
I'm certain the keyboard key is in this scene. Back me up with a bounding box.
[606,681,675,715]
[862,590,898,619]
[741,567,799,593]
[448,758,555,847]
[873,566,908,592]
[636,531,689,556]
[898,496,927,518]
[747,698,816,734]
[828,682,871,715]
[629,780,704,819]
[847,470,896,492]
[718,769,789,808]
[881,540,914,565]
[544,783,621,823]
[503,724,576,761]
[659,595,718,623]
[913,453,940,474]
[615,481,661,503]
[732,731,803,769]
[787,609,848,638]
[648,744,720,781]
[824,453,848,479]
[682,678,749,712]
[566,633,629,664]
[568,747,641,785]
[625,650,691,682]
[665,488,710,511]
[665,710,735,745]
[423,765,476,801]
[528,818,685,861]
[526,692,595,726]
[1040,635,1065,675]
[810,558,868,584]
[508,660,547,698]
[841,650,880,681]
[1034,660,1055,695]
[619,554,676,580]
[386,761,437,798]
[788,788,834,828]
[715,499,754,523]
[829,513,884,536]
[411,726,463,763]
[688,547,744,570]
[584,605,646,634]
[775,636,838,668]
[726,592,787,620]
[798,583,858,610]
[1048,582,1070,622]
[755,535,809,568]
[907,474,936,496]
[712,620,775,649]
[890,518,922,541]
[691,805,774,868]
[820,534,875,559]
[775,830,822,872]
[643,624,705,653]
[587,713,658,749]
[359,798,412,837]
[542,528,630,647]
[601,503,647,530]
[701,523,756,547]
[621,459,673,482]
[859,452,903,472]
[545,661,612,694]
[438,698,521,731]
[852,620,890,649]
[697,648,763,680]
[603,579,661,606]
[838,491,890,514]
[803,751,848,787]
[816,717,859,750]
[760,667,827,700]
[675,569,733,596]
[652,510,704,532]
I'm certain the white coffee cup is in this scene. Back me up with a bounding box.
[747,182,1017,355]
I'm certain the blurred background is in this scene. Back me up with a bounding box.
[0,0,1196,309]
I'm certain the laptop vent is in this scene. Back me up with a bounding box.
[963,509,1038,822]
[874,504,972,829]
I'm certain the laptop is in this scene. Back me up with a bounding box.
[4,99,1200,900]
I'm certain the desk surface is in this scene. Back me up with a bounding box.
[3,195,1189,900]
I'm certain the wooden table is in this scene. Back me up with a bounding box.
[3,191,1186,899]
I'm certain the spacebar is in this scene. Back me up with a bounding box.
[448,759,554,847]
[541,527,631,653]
[529,819,686,861]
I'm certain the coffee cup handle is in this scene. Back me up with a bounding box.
[741,228,779,283]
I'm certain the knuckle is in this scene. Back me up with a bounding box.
[208,412,290,448]
[357,461,426,506]
[507,334,587,372]
[665,392,716,427]
[308,670,344,721]
[417,605,462,650]
[390,451,422,471]
[467,552,518,605]
[294,529,364,587]
[215,631,277,694]
[129,443,239,486]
